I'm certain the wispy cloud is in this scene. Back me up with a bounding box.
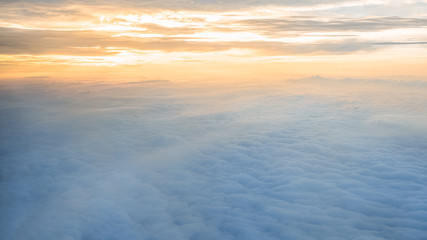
[1,0,427,78]
[1,15,426,58]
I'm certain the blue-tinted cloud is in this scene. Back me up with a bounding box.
[1,78,427,239]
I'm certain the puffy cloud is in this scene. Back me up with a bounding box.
[1,77,427,239]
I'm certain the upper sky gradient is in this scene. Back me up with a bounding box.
[1,0,427,81]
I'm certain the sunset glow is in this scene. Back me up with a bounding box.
[1,0,427,81]
[2,1,427,240]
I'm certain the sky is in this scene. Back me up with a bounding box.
[1,1,427,240]
[1,0,427,81]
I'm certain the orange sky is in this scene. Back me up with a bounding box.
[1,0,427,82]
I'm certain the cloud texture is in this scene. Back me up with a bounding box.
[1,0,427,63]
[1,78,427,239]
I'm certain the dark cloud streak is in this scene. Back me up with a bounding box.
[235,16,427,34]
[0,0,355,11]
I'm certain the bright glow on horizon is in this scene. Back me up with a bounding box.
[2,2,427,239]
[0,1,427,80]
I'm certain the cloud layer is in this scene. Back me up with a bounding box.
[1,78,427,239]
[1,0,427,69]
[0,0,391,10]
